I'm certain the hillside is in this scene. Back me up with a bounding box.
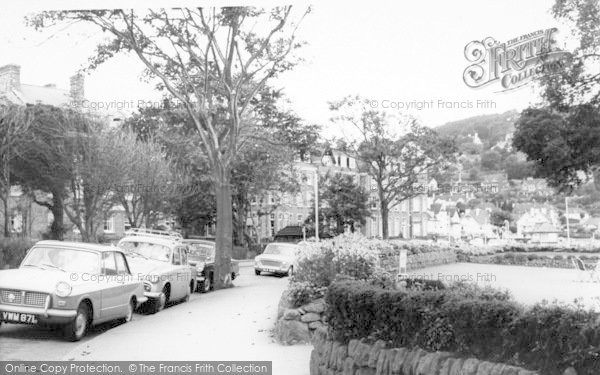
[435,110,519,148]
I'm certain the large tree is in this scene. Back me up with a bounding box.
[330,95,457,239]
[11,105,74,240]
[513,0,600,191]
[63,122,136,242]
[31,7,310,288]
[0,104,31,237]
[513,105,600,191]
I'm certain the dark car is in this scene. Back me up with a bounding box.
[182,239,240,293]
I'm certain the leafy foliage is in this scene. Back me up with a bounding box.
[326,279,600,375]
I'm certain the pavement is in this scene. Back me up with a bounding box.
[59,266,312,374]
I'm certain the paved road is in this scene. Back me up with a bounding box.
[0,266,312,374]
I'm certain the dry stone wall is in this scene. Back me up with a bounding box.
[309,328,549,375]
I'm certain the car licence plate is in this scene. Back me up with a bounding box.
[1,311,38,324]
[263,268,277,273]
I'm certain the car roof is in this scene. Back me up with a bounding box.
[182,239,215,246]
[266,242,299,248]
[34,240,121,253]
[118,235,180,248]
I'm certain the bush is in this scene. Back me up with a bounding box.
[325,279,600,375]
[292,235,378,288]
[0,238,34,269]
[287,281,328,308]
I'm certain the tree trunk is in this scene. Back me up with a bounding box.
[235,199,247,247]
[214,167,233,289]
[380,203,389,239]
[2,195,8,237]
[49,193,65,240]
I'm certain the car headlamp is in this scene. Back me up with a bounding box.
[55,281,72,297]
[149,274,160,284]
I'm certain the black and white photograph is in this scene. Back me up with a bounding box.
[0,0,599,374]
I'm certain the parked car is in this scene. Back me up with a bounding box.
[182,239,240,293]
[117,229,193,313]
[0,241,147,341]
[254,242,301,277]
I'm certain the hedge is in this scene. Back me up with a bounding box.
[325,280,600,375]
[0,238,34,269]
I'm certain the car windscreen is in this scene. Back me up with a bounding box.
[118,241,172,262]
[263,244,297,257]
[21,247,100,274]
[187,244,214,261]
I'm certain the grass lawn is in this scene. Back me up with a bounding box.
[412,262,600,310]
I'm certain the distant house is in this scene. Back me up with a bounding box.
[516,206,561,242]
[584,217,600,231]
[565,207,590,225]
[524,222,560,244]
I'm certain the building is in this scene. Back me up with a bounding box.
[248,147,431,240]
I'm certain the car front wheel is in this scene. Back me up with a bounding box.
[151,287,169,314]
[64,303,90,342]
[255,269,261,276]
[201,275,212,293]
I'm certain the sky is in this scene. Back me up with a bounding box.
[0,0,565,137]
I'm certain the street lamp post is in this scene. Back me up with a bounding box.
[565,196,571,247]
[314,170,319,242]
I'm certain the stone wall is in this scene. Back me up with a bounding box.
[310,328,544,375]
[275,293,326,345]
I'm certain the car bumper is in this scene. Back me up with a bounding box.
[0,303,77,324]
[144,291,162,299]
[137,296,149,304]
[255,266,289,274]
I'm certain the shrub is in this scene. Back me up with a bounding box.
[367,268,397,289]
[0,238,34,269]
[292,235,378,288]
[287,281,328,308]
[325,279,600,375]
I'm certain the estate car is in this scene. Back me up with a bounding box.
[117,229,193,313]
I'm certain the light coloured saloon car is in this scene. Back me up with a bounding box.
[0,241,147,341]
[117,229,193,313]
[254,242,301,277]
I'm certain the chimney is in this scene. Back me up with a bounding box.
[0,64,21,93]
[69,73,85,103]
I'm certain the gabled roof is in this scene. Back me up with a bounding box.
[524,222,560,233]
[1,84,71,107]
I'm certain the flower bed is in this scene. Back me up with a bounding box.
[325,279,600,375]
[462,252,599,269]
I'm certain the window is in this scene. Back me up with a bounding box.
[115,252,130,275]
[124,221,132,232]
[297,214,303,224]
[104,215,115,233]
[172,248,181,265]
[346,157,350,168]
[337,156,341,165]
[180,247,187,265]
[102,252,118,276]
